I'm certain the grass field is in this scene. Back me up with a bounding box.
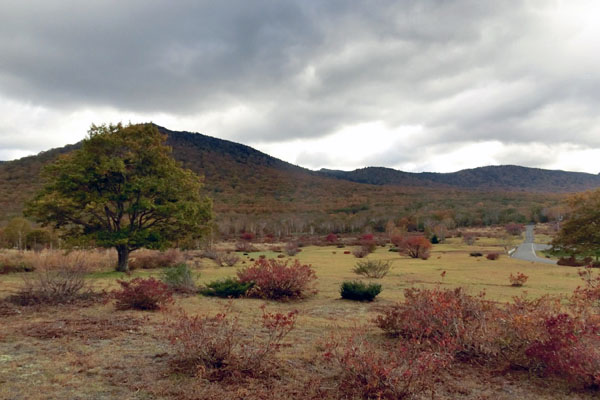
[0,236,597,399]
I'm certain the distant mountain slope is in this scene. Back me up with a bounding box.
[319,165,600,193]
[0,125,566,232]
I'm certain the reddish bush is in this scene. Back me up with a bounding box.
[326,233,338,243]
[113,277,173,310]
[486,252,500,260]
[323,334,452,399]
[505,223,525,236]
[343,251,351,254]
[509,272,528,287]
[359,234,377,253]
[396,236,432,259]
[237,258,317,300]
[240,232,255,241]
[375,287,495,358]
[525,314,600,387]
[165,305,298,380]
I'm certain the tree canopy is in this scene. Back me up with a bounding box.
[25,123,213,271]
[552,189,600,261]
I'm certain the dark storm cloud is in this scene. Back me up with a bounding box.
[1,0,599,163]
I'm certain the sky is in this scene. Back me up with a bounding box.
[1,0,600,173]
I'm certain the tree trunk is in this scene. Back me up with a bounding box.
[116,246,130,272]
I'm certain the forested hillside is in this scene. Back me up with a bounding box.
[0,126,566,236]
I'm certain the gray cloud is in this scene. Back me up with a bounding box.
[1,0,599,170]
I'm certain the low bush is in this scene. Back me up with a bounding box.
[237,258,317,300]
[352,259,391,279]
[340,281,382,301]
[557,256,587,267]
[323,334,452,400]
[7,266,97,306]
[352,246,370,258]
[129,249,183,270]
[469,252,483,257]
[200,277,254,298]
[165,305,298,380]
[162,263,196,294]
[486,252,500,260]
[235,241,258,253]
[203,249,240,267]
[284,242,300,256]
[509,272,528,287]
[113,277,173,311]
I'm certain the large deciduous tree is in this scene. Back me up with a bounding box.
[552,189,600,261]
[25,123,213,272]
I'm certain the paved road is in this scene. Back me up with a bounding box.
[510,225,557,264]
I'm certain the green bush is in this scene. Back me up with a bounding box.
[340,281,382,301]
[162,263,196,294]
[353,259,391,278]
[200,277,254,298]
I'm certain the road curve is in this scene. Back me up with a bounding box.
[510,225,557,264]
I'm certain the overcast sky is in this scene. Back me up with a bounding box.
[1,0,599,173]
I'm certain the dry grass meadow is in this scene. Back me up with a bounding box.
[0,228,597,399]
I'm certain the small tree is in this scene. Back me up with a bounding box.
[396,236,432,259]
[25,123,213,272]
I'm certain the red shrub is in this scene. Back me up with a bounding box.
[237,258,317,300]
[486,252,500,260]
[323,334,452,399]
[526,314,600,387]
[343,251,351,254]
[113,277,173,310]
[240,232,255,241]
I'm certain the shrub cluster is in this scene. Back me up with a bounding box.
[352,259,391,278]
[113,277,173,310]
[486,252,500,260]
[237,258,317,300]
[340,281,381,301]
[200,277,254,298]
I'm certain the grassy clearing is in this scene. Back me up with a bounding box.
[0,236,596,399]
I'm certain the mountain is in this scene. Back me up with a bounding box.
[0,125,570,233]
[319,165,600,193]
